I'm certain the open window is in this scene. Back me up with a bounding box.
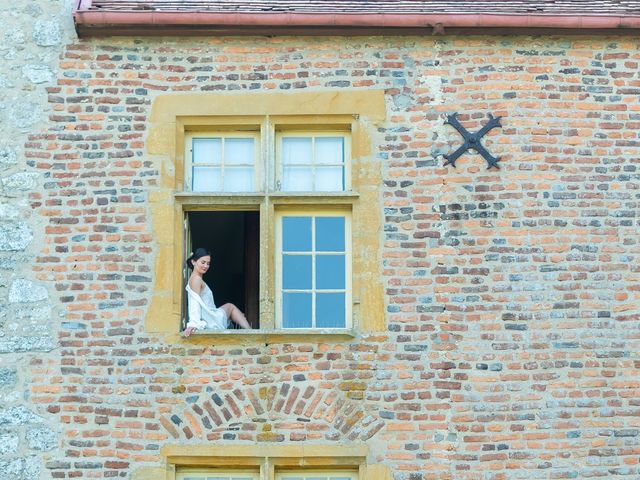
[173,119,370,335]
[183,210,260,329]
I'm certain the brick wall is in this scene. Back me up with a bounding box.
[14,32,640,479]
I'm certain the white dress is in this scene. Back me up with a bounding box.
[185,282,229,331]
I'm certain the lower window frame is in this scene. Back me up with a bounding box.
[164,444,374,480]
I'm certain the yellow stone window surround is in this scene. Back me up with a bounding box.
[146,91,386,342]
[132,444,391,480]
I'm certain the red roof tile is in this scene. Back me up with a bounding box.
[73,0,640,36]
[84,0,640,16]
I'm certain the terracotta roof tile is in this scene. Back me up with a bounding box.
[86,0,640,16]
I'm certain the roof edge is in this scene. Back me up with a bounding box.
[72,11,640,37]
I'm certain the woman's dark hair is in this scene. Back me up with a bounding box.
[186,248,211,270]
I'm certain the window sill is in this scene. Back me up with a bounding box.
[184,328,356,344]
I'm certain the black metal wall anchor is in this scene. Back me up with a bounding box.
[443,112,502,169]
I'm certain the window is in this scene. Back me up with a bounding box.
[178,471,258,480]
[180,119,354,332]
[276,472,357,480]
[146,90,386,337]
[176,468,260,480]
[177,469,356,480]
[277,212,351,329]
[187,133,259,192]
[278,133,348,192]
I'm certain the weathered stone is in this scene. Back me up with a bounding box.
[21,64,54,84]
[33,20,61,46]
[9,279,48,303]
[24,455,41,479]
[0,406,43,426]
[392,93,412,110]
[0,336,56,353]
[0,368,17,389]
[0,458,23,479]
[4,27,26,45]
[0,145,18,170]
[0,203,22,221]
[0,456,40,480]
[26,426,56,451]
[0,432,19,455]
[15,305,51,323]
[22,3,43,17]
[9,101,41,129]
[0,223,33,251]
[2,172,39,195]
[0,74,15,89]
[0,254,29,270]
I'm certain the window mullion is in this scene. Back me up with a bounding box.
[311,216,316,328]
[311,136,316,192]
[262,456,273,480]
[220,137,226,191]
[261,199,275,329]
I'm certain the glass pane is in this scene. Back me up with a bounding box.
[283,293,312,328]
[282,165,313,191]
[282,217,312,252]
[224,166,254,192]
[192,167,221,191]
[193,138,221,164]
[316,293,346,328]
[316,255,345,290]
[282,137,312,165]
[315,166,343,191]
[283,255,312,290]
[225,137,254,165]
[315,137,344,165]
[315,217,345,252]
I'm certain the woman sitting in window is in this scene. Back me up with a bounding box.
[183,248,251,336]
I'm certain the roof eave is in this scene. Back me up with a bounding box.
[72,10,640,37]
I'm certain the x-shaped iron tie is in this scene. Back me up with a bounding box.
[443,112,502,169]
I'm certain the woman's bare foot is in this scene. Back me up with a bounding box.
[183,326,197,337]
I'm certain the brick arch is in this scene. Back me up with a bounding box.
[159,384,385,442]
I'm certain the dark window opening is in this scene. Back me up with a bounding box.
[185,210,260,329]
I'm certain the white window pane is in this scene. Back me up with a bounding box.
[282,137,312,165]
[315,137,344,165]
[316,255,345,290]
[192,167,221,191]
[224,167,254,192]
[314,166,343,191]
[193,138,221,164]
[225,137,255,165]
[282,165,313,191]
[283,293,312,328]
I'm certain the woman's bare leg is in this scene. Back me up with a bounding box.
[221,303,251,329]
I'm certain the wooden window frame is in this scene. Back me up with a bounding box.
[185,131,262,194]
[275,131,352,193]
[275,208,353,329]
[179,118,356,334]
